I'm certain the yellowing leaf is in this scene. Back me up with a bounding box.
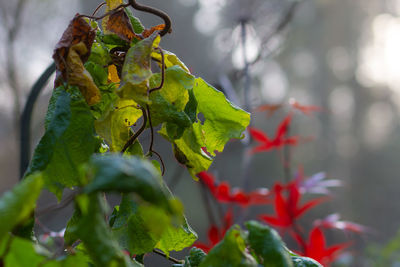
[102,0,124,35]
[95,98,143,152]
[108,64,120,84]
[106,0,123,9]
[118,33,159,104]
[67,42,101,105]
[151,48,190,73]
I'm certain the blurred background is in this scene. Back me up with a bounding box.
[1,0,400,265]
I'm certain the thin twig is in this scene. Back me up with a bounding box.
[250,1,300,65]
[145,105,165,175]
[152,249,183,264]
[282,124,292,183]
[150,150,165,176]
[91,2,106,17]
[239,19,253,191]
[121,106,147,153]
[78,3,130,21]
[149,47,165,94]
[145,105,155,153]
[200,181,216,226]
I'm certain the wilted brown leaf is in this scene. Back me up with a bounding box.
[142,24,167,38]
[66,42,101,105]
[53,14,95,87]
[106,9,140,42]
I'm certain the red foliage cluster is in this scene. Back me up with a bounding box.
[259,182,327,228]
[195,104,364,265]
[194,209,233,253]
[197,171,271,207]
[248,113,298,154]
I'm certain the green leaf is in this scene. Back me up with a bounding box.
[90,83,119,120]
[199,225,258,267]
[67,194,133,266]
[245,221,293,267]
[111,194,168,255]
[118,33,159,104]
[0,173,43,241]
[87,41,111,67]
[148,66,194,139]
[192,78,250,156]
[160,126,212,177]
[291,256,323,267]
[83,154,170,209]
[42,251,90,267]
[155,216,197,254]
[183,247,207,267]
[27,87,97,199]
[3,237,46,267]
[84,61,108,86]
[184,89,198,123]
[124,8,144,34]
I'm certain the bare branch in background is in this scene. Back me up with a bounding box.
[1,0,29,132]
[250,0,301,65]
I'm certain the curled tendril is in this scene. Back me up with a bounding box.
[129,0,172,36]
[149,47,165,94]
[121,106,147,153]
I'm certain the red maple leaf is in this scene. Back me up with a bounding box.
[197,172,272,206]
[289,99,322,116]
[259,182,327,228]
[255,103,283,117]
[248,113,299,154]
[194,209,233,253]
[295,226,350,266]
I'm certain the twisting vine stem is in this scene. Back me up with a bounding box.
[121,106,147,153]
[145,104,166,176]
[152,249,183,264]
[128,0,172,36]
[149,47,165,94]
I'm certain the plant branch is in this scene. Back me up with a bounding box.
[121,106,147,153]
[250,1,300,65]
[128,0,172,36]
[200,181,217,226]
[152,249,183,264]
[149,47,165,94]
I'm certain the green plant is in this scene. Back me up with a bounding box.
[0,1,322,266]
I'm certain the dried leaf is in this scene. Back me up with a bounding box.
[106,9,140,42]
[142,24,166,38]
[53,14,95,86]
[108,64,120,84]
[66,42,101,105]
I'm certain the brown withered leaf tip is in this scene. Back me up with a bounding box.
[142,24,166,38]
[53,14,95,87]
[106,9,138,42]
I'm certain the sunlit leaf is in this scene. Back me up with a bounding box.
[151,49,190,73]
[192,78,250,156]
